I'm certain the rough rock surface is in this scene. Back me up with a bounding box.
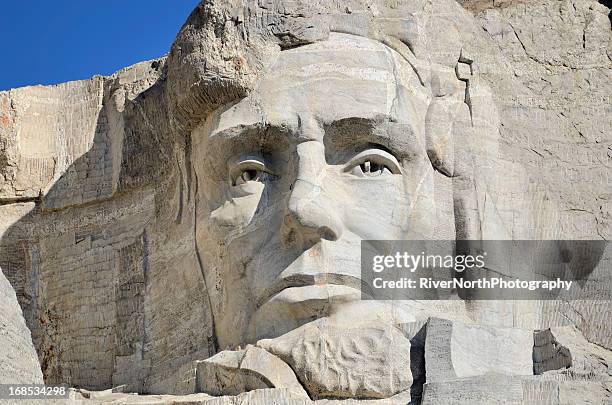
[10,317,610,404]
[1,59,218,393]
[257,320,413,399]
[535,325,612,381]
[0,267,43,384]
[0,0,610,403]
[422,374,612,404]
[471,0,612,350]
[69,387,413,404]
[425,317,533,381]
[196,345,308,398]
[534,328,573,374]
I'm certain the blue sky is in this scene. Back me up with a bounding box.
[0,1,200,91]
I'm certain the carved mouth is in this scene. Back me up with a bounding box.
[256,273,374,309]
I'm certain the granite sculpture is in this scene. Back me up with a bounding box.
[0,0,611,403]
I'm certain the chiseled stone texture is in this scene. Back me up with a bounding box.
[196,345,308,398]
[422,374,612,405]
[68,387,413,404]
[533,328,573,375]
[425,317,533,381]
[470,0,612,350]
[257,320,413,400]
[33,318,612,404]
[0,59,215,393]
[0,267,43,384]
[535,325,612,382]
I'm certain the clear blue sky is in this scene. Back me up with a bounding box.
[0,1,200,91]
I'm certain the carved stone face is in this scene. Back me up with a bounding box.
[193,33,452,349]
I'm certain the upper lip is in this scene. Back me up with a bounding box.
[256,273,373,308]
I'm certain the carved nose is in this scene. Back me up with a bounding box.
[283,142,343,245]
[286,179,343,242]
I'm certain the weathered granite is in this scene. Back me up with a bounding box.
[422,374,612,405]
[534,328,573,375]
[258,320,413,399]
[69,387,413,404]
[0,267,43,384]
[196,345,308,398]
[535,324,612,381]
[424,317,533,381]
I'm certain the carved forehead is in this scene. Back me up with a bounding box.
[210,33,429,136]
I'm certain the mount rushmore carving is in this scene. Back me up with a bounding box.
[0,0,611,403]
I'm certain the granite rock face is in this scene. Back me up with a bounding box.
[533,328,573,375]
[257,320,413,399]
[59,317,612,403]
[0,268,43,384]
[424,317,533,381]
[0,0,610,404]
[196,345,308,398]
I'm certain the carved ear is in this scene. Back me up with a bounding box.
[424,66,465,177]
[453,85,514,241]
[425,98,460,177]
[433,57,509,240]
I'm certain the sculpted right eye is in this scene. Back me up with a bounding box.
[234,168,262,185]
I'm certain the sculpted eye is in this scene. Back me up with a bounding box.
[359,161,388,176]
[235,168,262,185]
[229,157,273,186]
[345,149,402,177]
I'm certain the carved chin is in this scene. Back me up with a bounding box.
[257,319,413,399]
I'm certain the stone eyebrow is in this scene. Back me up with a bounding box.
[210,120,301,140]
[207,122,293,159]
[324,116,395,145]
[209,122,273,141]
[323,115,420,162]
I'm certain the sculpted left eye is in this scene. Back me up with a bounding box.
[345,149,402,177]
[359,160,391,176]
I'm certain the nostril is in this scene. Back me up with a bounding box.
[283,227,297,246]
[284,178,343,243]
[318,226,338,241]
